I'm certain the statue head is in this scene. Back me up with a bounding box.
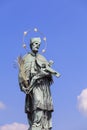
[30,37,41,53]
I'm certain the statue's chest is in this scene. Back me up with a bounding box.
[24,56,38,74]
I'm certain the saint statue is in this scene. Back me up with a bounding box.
[18,36,60,130]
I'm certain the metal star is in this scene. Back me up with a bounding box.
[22,43,26,48]
[43,37,46,41]
[34,28,38,32]
[42,49,46,53]
[24,31,28,36]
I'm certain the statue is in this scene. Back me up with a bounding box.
[18,29,60,130]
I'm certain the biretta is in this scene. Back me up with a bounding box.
[30,37,41,44]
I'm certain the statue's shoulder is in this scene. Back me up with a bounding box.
[36,53,49,65]
[23,53,31,59]
[37,54,47,61]
[22,53,33,62]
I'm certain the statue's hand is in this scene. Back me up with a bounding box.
[22,86,30,94]
[54,72,61,78]
[40,68,49,75]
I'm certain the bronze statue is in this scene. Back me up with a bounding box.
[18,31,60,130]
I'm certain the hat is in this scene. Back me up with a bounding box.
[30,37,41,44]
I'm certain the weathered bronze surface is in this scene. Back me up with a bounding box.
[18,37,60,130]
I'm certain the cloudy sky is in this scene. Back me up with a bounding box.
[0,0,87,130]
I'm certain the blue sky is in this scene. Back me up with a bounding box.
[0,0,87,130]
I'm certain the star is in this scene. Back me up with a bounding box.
[24,31,28,36]
[43,37,46,41]
[22,43,26,48]
[34,28,38,32]
[42,49,46,53]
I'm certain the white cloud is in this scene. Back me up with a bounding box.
[77,88,87,116]
[0,122,28,130]
[0,101,5,110]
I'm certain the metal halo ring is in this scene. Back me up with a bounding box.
[22,27,47,53]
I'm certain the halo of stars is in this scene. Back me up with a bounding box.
[22,28,47,53]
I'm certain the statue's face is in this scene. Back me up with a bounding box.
[31,42,40,53]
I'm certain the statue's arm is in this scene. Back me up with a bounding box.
[18,72,29,93]
[45,65,61,77]
[39,63,61,78]
[36,54,61,78]
[19,82,25,92]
